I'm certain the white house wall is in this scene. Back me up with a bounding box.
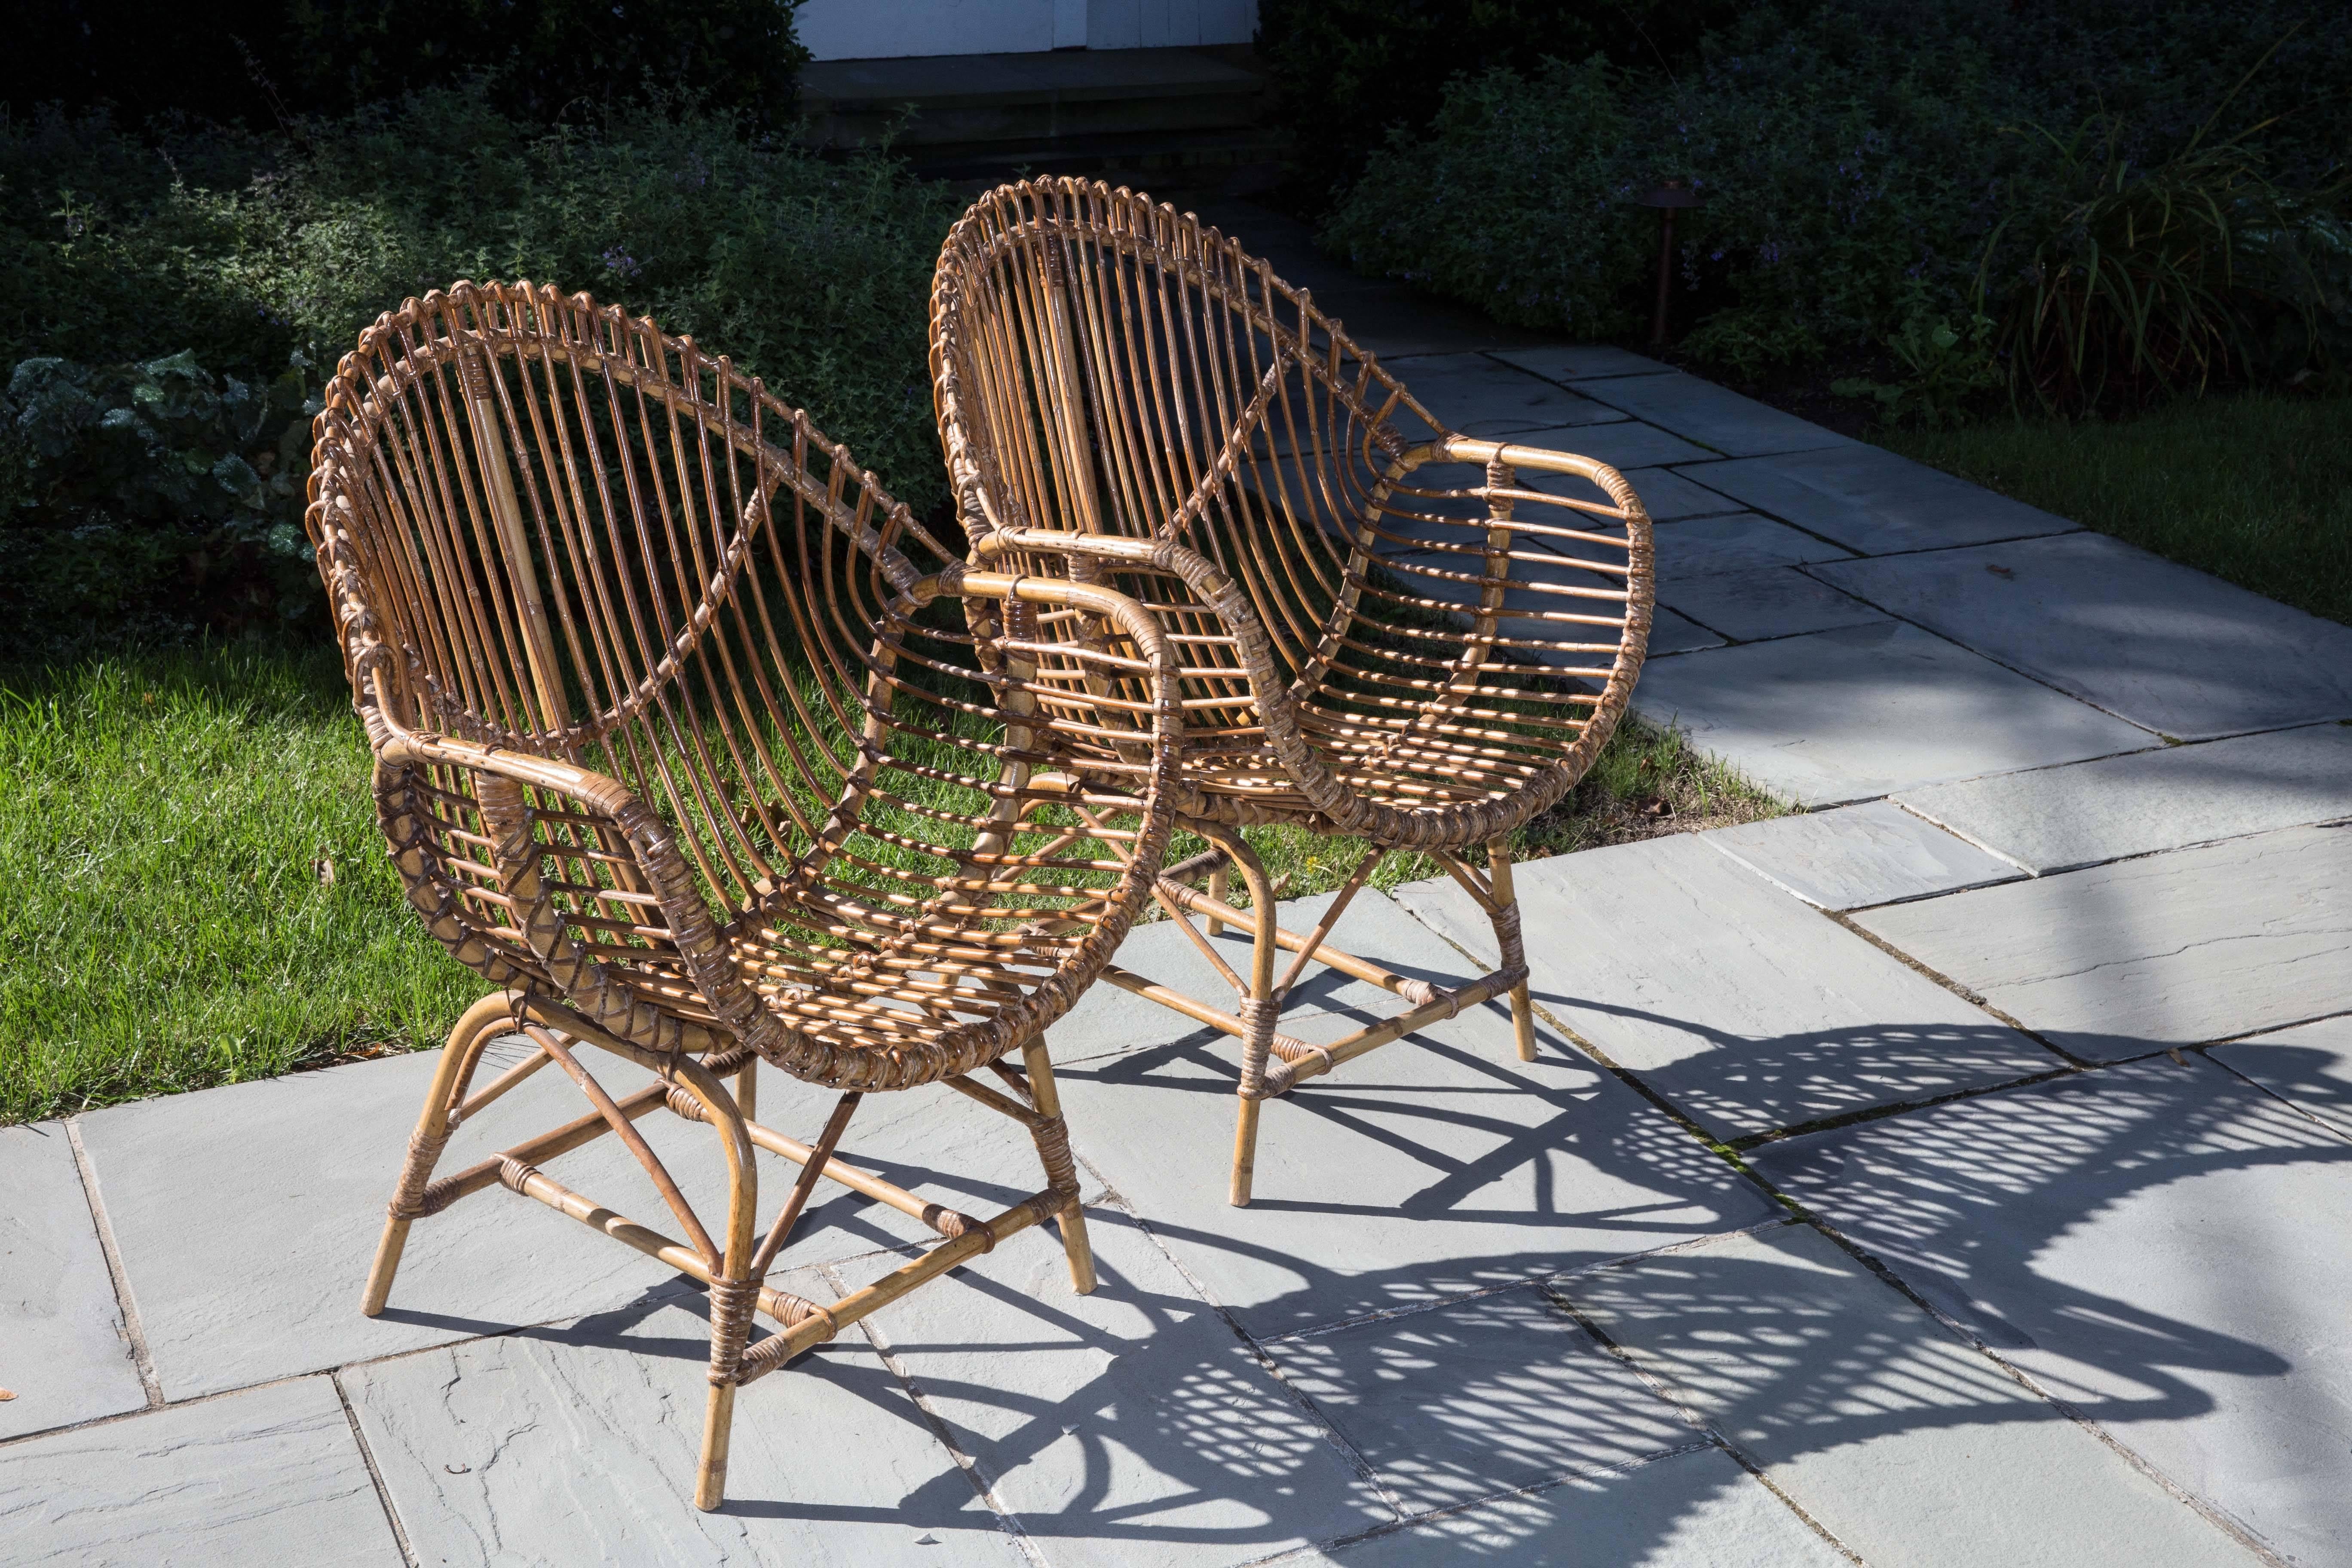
[797,0,1257,61]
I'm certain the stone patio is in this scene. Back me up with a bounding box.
[5,205,2349,1565]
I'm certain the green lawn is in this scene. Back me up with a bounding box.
[0,643,483,1125]
[1880,393,2352,627]
[0,641,1780,1125]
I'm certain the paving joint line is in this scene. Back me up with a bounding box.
[331,1366,422,1568]
[1535,1277,1865,1565]
[1386,861,2287,1554]
[64,1117,162,1410]
[829,1259,1051,1567]
[1229,1439,1726,1567]
[1816,908,2093,1066]
[0,1368,334,1452]
[1253,1217,1796,1348]
[1088,1188,1416,1523]
[1788,1203,2297,1568]
[1784,562,2179,736]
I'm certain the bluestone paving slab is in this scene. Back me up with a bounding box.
[1567,374,1855,458]
[1681,444,2077,554]
[0,1375,401,1568]
[1703,801,2025,911]
[1650,511,1860,575]
[1523,509,1879,642]
[346,1276,1029,1565]
[1559,465,1746,523]
[1815,533,2352,739]
[1381,352,1632,439]
[1633,622,2157,806]
[0,1123,145,1438]
[1855,823,2352,1059]
[1393,835,2057,1139]
[1532,509,1854,578]
[1491,345,1677,383]
[1894,722,2352,874]
[1752,1055,2352,1567]
[1301,1446,1849,1566]
[77,1040,1099,1398]
[1504,418,1714,471]
[1262,1286,1691,1513]
[1664,566,1890,643]
[2211,1013,2352,1140]
[1559,1223,2263,1568]
[1055,894,1776,1337]
[848,1210,1391,1566]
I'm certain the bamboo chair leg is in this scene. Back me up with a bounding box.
[1020,1036,1096,1294]
[686,1064,760,1513]
[1198,828,1281,1207]
[1205,864,1228,937]
[1487,838,1538,1064]
[361,991,516,1317]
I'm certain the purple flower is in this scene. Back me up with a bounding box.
[601,247,642,280]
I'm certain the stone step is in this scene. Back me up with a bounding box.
[798,44,1278,177]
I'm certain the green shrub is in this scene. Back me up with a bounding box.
[1975,108,2349,414]
[0,86,961,655]
[2,350,319,640]
[1320,0,2352,405]
[7,0,809,129]
[1831,312,2000,429]
[1319,57,1648,337]
[1254,0,1736,208]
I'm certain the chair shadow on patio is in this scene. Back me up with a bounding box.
[341,989,2346,1564]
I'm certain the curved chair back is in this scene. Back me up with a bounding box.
[309,281,1173,1088]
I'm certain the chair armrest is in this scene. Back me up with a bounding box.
[362,691,732,1055]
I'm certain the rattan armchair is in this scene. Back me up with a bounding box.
[930,178,1655,1206]
[307,282,1179,1509]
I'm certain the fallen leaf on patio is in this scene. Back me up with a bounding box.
[0,1387,16,1400]
[1986,564,2014,577]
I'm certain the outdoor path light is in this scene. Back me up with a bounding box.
[1638,180,1704,345]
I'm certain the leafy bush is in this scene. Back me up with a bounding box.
[0,86,961,655]
[1254,0,1737,208]
[1831,312,2000,428]
[3,351,318,637]
[1320,0,2352,407]
[7,0,809,129]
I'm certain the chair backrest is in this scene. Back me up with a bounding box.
[931,179,1653,836]
[308,281,1169,1083]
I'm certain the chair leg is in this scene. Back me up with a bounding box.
[1020,1036,1096,1294]
[361,992,515,1316]
[687,1066,760,1513]
[1486,837,1538,1064]
[1204,828,1282,1207]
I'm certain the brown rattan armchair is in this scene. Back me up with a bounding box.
[929,178,1655,1206]
[307,282,1180,1509]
